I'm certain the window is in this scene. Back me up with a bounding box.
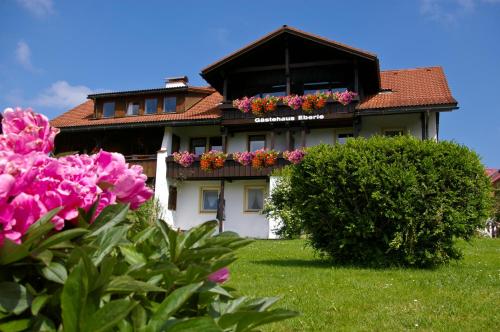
[384,129,405,137]
[102,102,115,118]
[168,186,177,210]
[200,187,219,212]
[145,98,158,114]
[190,138,207,156]
[248,135,266,151]
[244,186,265,212]
[126,101,140,116]
[336,132,354,144]
[163,96,176,113]
[209,137,223,152]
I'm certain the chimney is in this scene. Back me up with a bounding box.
[165,76,189,88]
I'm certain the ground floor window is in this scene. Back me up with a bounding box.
[244,186,265,212]
[200,187,219,213]
[383,128,405,137]
[335,129,354,144]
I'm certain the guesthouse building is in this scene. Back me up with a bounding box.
[51,26,458,238]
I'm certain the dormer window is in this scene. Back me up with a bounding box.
[164,96,176,113]
[102,102,115,118]
[145,98,158,114]
[126,102,140,116]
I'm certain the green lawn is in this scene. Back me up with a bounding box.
[227,238,500,331]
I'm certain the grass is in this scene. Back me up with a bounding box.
[227,238,500,331]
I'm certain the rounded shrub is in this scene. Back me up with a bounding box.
[268,136,493,267]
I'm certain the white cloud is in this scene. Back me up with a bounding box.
[32,81,93,109]
[419,0,500,23]
[15,40,41,72]
[16,0,54,17]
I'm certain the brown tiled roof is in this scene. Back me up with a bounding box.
[52,67,457,129]
[357,67,457,110]
[51,92,222,128]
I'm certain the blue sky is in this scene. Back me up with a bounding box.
[1,0,499,166]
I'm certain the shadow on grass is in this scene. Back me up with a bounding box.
[251,259,333,269]
[251,258,429,270]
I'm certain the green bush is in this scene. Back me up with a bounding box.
[0,204,297,331]
[267,136,493,267]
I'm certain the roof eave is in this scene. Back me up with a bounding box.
[201,25,378,75]
[56,118,221,132]
[356,103,458,116]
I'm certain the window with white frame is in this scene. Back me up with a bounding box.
[200,187,219,212]
[336,131,354,144]
[244,186,265,212]
[126,101,140,116]
[383,129,405,137]
[145,98,158,114]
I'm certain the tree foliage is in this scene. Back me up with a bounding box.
[267,136,493,267]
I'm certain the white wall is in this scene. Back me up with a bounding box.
[224,180,269,238]
[428,112,437,140]
[359,113,422,139]
[172,126,221,151]
[305,128,335,147]
[173,179,269,238]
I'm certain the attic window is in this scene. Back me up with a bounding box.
[164,96,176,113]
[102,102,115,118]
[126,102,140,116]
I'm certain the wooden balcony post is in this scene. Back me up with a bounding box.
[216,180,225,233]
[270,129,275,150]
[285,128,291,150]
[221,127,228,153]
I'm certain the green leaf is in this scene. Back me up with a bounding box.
[82,299,137,332]
[131,304,147,331]
[167,317,222,332]
[0,318,32,332]
[91,225,129,265]
[88,204,129,237]
[0,282,31,315]
[31,295,50,316]
[219,309,299,332]
[41,262,67,284]
[0,239,30,265]
[61,260,88,332]
[180,220,218,250]
[23,208,61,242]
[31,315,56,332]
[149,282,203,325]
[119,245,146,265]
[36,228,89,252]
[93,256,116,290]
[105,276,166,294]
[32,250,53,266]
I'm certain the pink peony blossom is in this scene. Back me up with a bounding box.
[207,267,229,283]
[0,107,153,246]
[1,107,59,154]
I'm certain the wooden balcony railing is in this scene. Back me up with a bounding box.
[220,98,358,125]
[166,156,289,180]
[125,154,157,178]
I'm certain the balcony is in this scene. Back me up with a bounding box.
[220,97,358,125]
[166,155,289,180]
[125,154,157,178]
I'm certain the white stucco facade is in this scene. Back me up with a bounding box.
[153,111,440,239]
